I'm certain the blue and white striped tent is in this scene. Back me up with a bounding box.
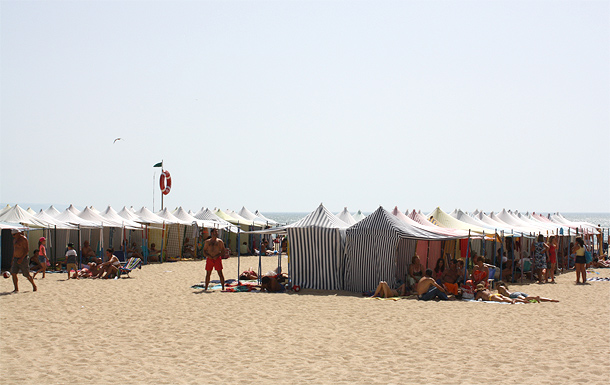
[344,207,462,293]
[286,204,349,290]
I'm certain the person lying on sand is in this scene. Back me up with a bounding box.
[370,281,408,298]
[260,276,285,293]
[475,283,516,304]
[496,281,559,303]
[417,269,450,301]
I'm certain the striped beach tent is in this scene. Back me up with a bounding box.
[285,204,349,291]
[344,207,461,293]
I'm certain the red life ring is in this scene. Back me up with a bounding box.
[159,170,172,195]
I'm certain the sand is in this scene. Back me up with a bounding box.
[1,256,609,385]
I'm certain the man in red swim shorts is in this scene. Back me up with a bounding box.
[203,228,226,290]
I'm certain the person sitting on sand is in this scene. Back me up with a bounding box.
[148,243,161,262]
[95,249,120,279]
[475,283,516,304]
[496,281,559,303]
[182,238,196,259]
[442,259,460,295]
[240,241,251,256]
[260,276,285,293]
[407,255,424,291]
[417,269,450,301]
[370,281,408,298]
[82,241,97,263]
[471,256,490,287]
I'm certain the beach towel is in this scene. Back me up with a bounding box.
[587,277,610,282]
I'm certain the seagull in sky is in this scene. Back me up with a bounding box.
[113,138,123,144]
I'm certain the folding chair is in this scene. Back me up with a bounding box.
[117,257,142,278]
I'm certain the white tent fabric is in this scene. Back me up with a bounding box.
[0,205,52,228]
[393,207,471,238]
[451,209,514,235]
[54,209,101,228]
[473,212,519,235]
[254,210,278,225]
[226,209,254,224]
[35,209,76,229]
[352,210,367,222]
[0,204,11,217]
[0,221,26,230]
[427,207,489,234]
[26,207,36,215]
[174,206,224,229]
[237,207,267,225]
[135,207,167,224]
[79,207,132,228]
[89,206,101,214]
[67,204,81,215]
[336,207,357,226]
[45,206,62,217]
[193,209,236,232]
[156,208,190,225]
[101,206,142,229]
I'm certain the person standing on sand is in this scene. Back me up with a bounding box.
[531,234,549,284]
[203,228,226,290]
[33,237,47,279]
[573,237,587,284]
[65,243,78,280]
[10,230,37,292]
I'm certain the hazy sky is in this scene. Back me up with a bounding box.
[1,0,609,214]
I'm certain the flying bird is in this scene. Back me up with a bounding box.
[113,138,123,144]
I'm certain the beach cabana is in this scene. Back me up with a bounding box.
[344,207,462,293]
[254,210,278,225]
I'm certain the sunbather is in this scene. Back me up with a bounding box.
[95,249,120,279]
[260,276,285,293]
[370,281,407,298]
[496,281,559,302]
[475,283,516,304]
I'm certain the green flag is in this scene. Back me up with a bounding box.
[153,162,163,168]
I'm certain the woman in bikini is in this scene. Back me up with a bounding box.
[433,257,445,283]
[407,255,423,290]
[370,281,407,298]
[496,281,558,303]
[475,283,516,304]
[573,237,587,284]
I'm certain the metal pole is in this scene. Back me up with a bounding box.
[463,230,471,285]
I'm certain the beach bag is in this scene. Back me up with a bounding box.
[461,281,475,299]
[584,250,592,264]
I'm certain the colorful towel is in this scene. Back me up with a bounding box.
[587,277,610,282]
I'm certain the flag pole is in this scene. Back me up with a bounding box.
[161,160,164,211]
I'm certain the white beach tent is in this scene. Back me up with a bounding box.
[393,207,471,238]
[194,209,236,231]
[54,209,102,228]
[26,207,36,215]
[427,207,489,234]
[101,206,142,229]
[156,208,190,225]
[34,210,76,229]
[254,210,278,225]
[237,207,267,225]
[45,205,62,218]
[344,207,463,293]
[352,210,367,222]
[67,204,81,216]
[0,205,52,228]
[336,207,357,226]
[0,204,11,217]
[135,207,166,225]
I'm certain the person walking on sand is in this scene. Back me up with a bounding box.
[531,234,549,284]
[547,235,558,283]
[33,237,48,279]
[10,230,37,292]
[203,228,226,290]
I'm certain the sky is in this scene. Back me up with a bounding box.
[1,0,609,214]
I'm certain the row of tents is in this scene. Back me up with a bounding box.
[1,203,605,292]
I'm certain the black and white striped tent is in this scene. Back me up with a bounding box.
[286,204,349,290]
[344,207,462,293]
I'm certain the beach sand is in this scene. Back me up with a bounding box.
[1,256,609,385]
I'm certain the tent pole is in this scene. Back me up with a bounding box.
[237,227,241,284]
[53,225,57,270]
[463,230,471,285]
[499,231,505,282]
[510,231,516,283]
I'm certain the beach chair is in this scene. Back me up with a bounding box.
[117,257,142,278]
[488,268,496,288]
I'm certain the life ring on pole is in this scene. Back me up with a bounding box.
[159,170,172,195]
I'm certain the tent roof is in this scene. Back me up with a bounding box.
[45,205,62,217]
[156,208,191,225]
[254,210,278,225]
[288,204,349,229]
[54,208,101,227]
[393,207,471,238]
[0,204,11,217]
[135,207,166,224]
[67,204,81,215]
[351,207,462,240]
[193,209,237,232]
[34,209,76,229]
[101,206,142,228]
[336,207,357,226]
[427,207,488,234]
[352,210,367,222]
[237,207,267,225]
[0,205,53,228]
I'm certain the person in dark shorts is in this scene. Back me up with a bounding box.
[10,230,37,292]
[65,243,78,279]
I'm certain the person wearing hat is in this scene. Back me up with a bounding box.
[65,243,78,280]
[33,237,48,279]
[10,230,37,292]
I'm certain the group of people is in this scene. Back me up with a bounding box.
[371,250,560,303]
